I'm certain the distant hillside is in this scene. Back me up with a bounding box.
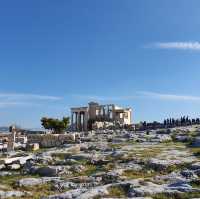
[0,126,44,134]
[0,126,9,132]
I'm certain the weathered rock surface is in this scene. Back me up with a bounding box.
[0,155,34,165]
[7,163,21,170]
[43,188,88,199]
[1,126,200,198]
[34,166,60,177]
[17,177,61,187]
[0,190,25,198]
[147,158,181,171]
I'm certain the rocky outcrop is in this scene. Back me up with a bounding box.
[33,166,60,177]
[0,155,34,165]
[43,188,88,199]
[147,158,181,171]
[0,190,25,198]
[17,177,61,187]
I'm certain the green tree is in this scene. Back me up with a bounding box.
[41,117,70,134]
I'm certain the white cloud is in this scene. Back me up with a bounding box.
[0,92,62,108]
[152,42,200,50]
[140,91,200,101]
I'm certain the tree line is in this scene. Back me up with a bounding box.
[163,116,200,127]
[138,116,200,130]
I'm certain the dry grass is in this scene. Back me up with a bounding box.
[107,185,127,198]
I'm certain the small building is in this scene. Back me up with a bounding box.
[71,102,132,131]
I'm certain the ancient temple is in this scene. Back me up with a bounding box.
[71,102,132,131]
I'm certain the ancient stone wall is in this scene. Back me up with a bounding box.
[27,133,77,148]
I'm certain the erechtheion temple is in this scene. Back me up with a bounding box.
[71,102,132,131]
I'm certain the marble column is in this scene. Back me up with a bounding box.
[103,106,105,117]
[83,112,88,131]
[82,112,85,131]
[78,112,81,131]
[75,112,78,131]
[71,112,74,131]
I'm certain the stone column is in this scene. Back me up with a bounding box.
[107,105,110,119]
[103,106,105,117]
[78,112,81,131]
[111,105,115,120]
[75,112,78,131]
[82,112,85,131]
[83,111,88,131]
[81,113,84,131]
[71,112,74,131]
[7,129,16,151]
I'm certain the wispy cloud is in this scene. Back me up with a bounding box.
[72,94,136,101]
[0,102,37,108]
[0,93,62,101]
[151,42,200,50]
[72,92,200,103]
[0,92,62,108]
[140,91,200,101]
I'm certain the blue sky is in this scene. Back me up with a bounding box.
[1,0,200,128]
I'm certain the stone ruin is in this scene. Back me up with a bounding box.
[27,133,80,148]
[0,126,27,152]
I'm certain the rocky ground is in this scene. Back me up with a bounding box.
[1,125,200,199]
